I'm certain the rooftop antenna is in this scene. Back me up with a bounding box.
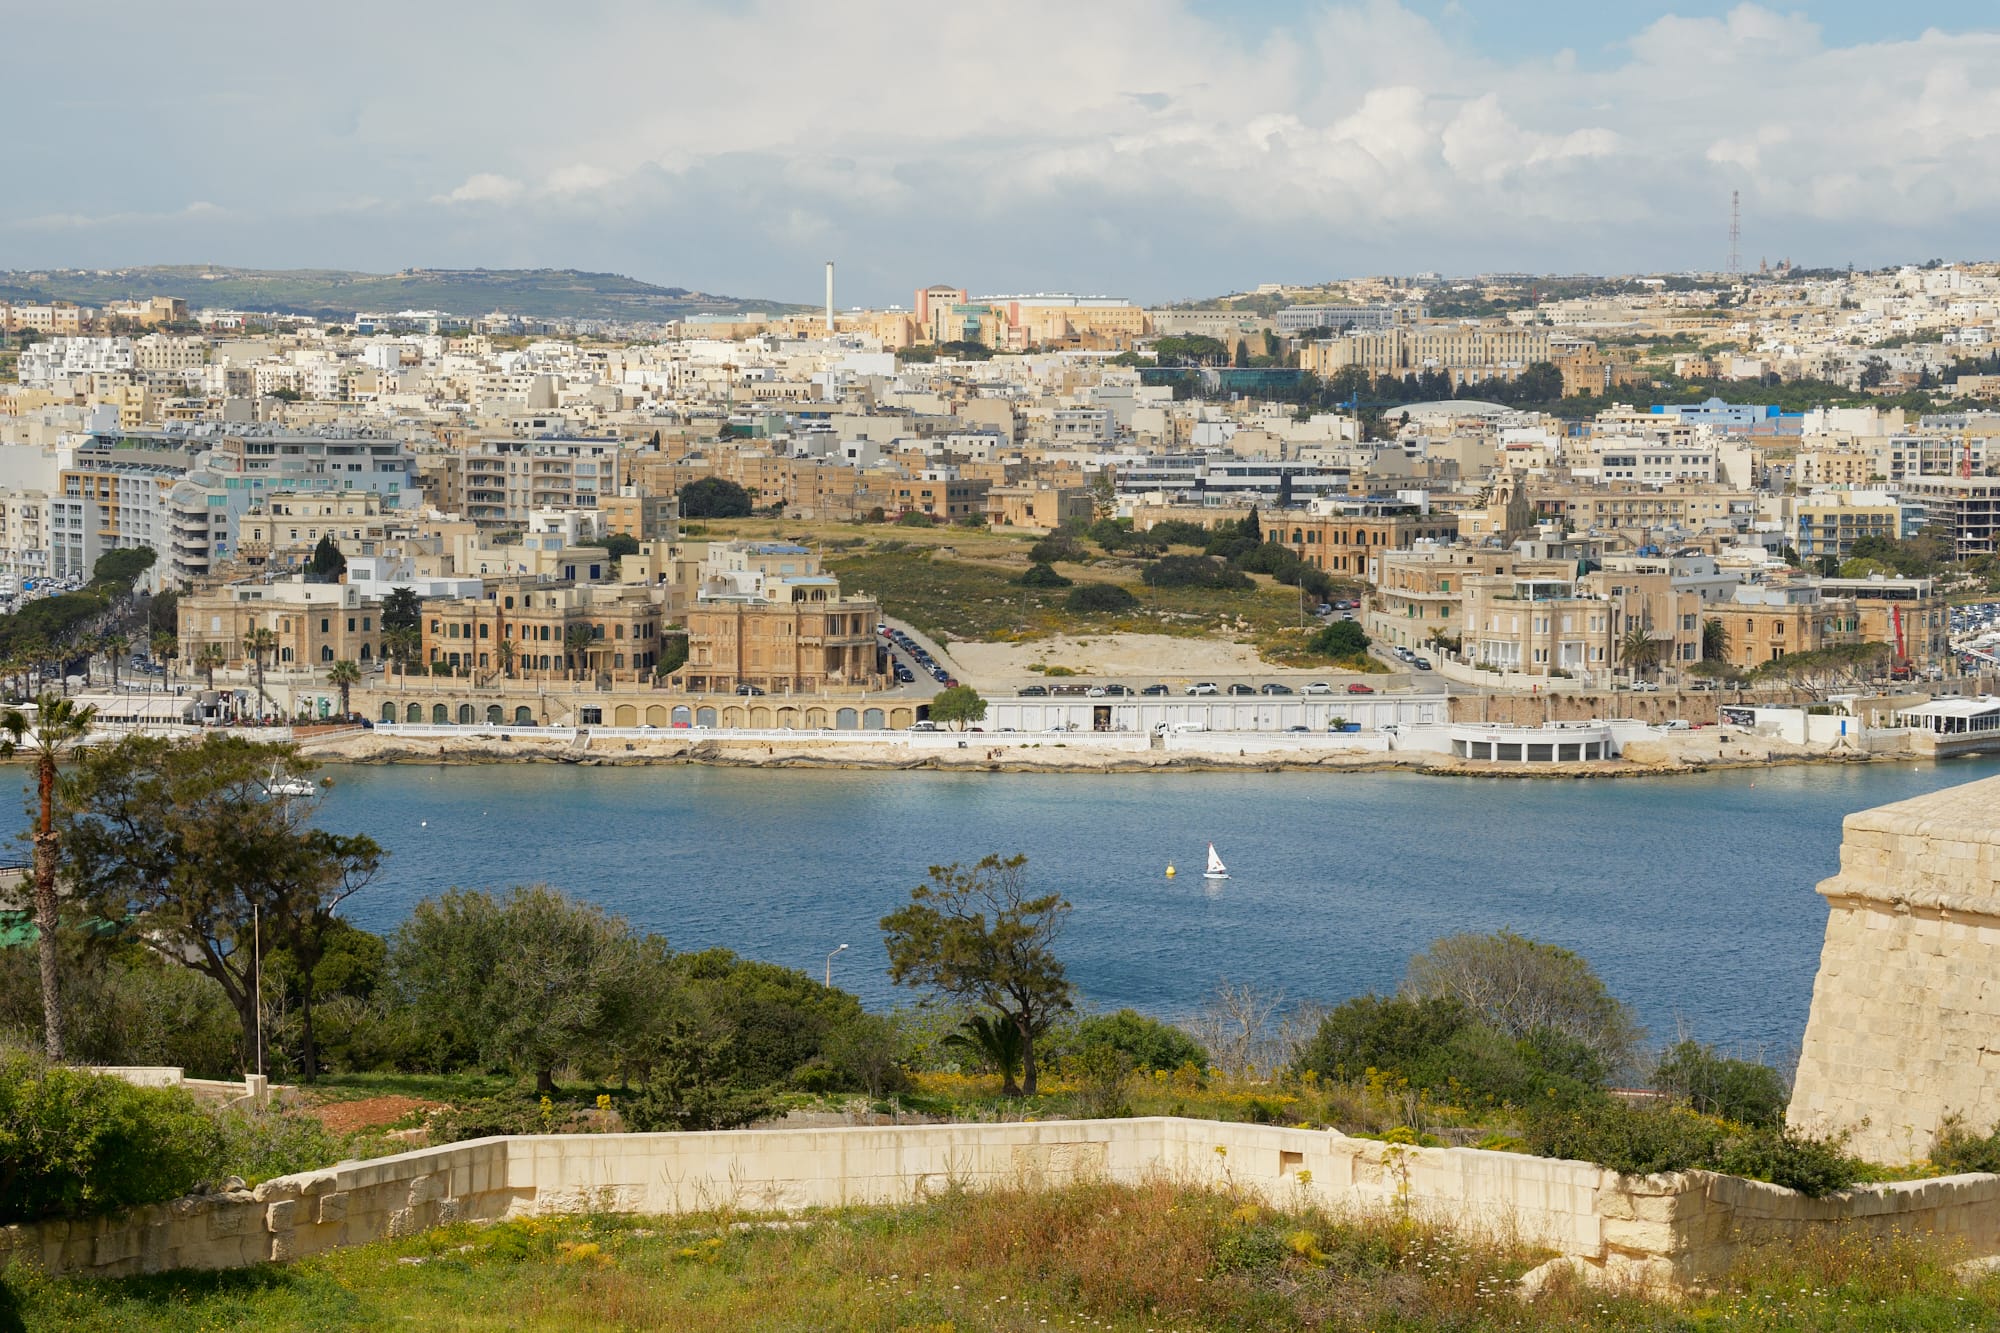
[1728,191,1741,277]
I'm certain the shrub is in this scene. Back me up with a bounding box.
[1069,1009,1207,1072]
[1017,562,1073,588]
[1713,1126,1863,1198]
[1066,583,1139,613]
[214,1107,351,1185]
[1063,1044,1135,1119]
[1527,1101,1727,1177]
[1930,1114,2000,1174]
[1292,994,1470,1085]
[1309,620,1370,658]
[0,1049,225,1223]
[622,1020,773,1132]
[1404,929,1640,1077]
[896,511,936,527]
[1141,555,1252,590]
[678,477,754,519]
[1029,533,1084,565]
[1651,1040,1789,1128]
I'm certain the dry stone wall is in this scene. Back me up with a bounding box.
[7,1118,2000,1291]
[1789,774,2000,1163]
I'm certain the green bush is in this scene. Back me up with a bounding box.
[1651,1040,1788,1128]
[1526,1101,1726,1177]
[1068,1009,1207,1072]
[895,511,936,527]
[214,1107,351,1185]
[1017,562,1073,588]
[1309,620,1370,658]
[1292,994,1470,1085]
[1930,1114,2000,1174]
[0,1049,225,1223]
[1713,1126,1862,1198]
[1292,994,1603,1111]
[1141,555,1252,590]
[1029,533,1085,565]
[1066,583,1139,613]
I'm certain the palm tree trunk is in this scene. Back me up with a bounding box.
[34,756,64,1061]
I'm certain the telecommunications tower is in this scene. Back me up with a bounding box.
[1728,191,1742,276]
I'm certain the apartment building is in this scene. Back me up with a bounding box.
[1820,575,1951,671]
[1526,482,1751,537]
[421,580,665,681]
[1271,500,1461,581]
[1300,325,1552,384]
[0,494,50,586]
[1461,574,1620,678]
[18,337,135,387]
[672,542,884,695]
[1899,476,2000,558]
[1793,491,1902,560]
[1273,303,1417,336]
[1704,583,1860,670]
[594,487,679,541]
[1586,441,1717,484]
[986,482,1091,530]
[427,437,625,526]
[1364,545,1528,652]
[238,491,401,572]
[132,334,208,373]
[178,577,386,671]
[1794,447,1880,488]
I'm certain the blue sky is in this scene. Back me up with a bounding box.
[5,3,1999,305]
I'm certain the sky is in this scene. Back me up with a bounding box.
[6,2,2000,306]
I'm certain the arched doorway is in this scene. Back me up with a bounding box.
[380,703,396,723]
[431,704,449,724]
[514,706,534,726]
[646,705,668,726]
[694,706,716,727]
[836,708,858,729]
[486,704,503,724]
[614,704,637,726]
[671,705,692,726]
[862,708,885,729]
[456,703,474,724]
[406,703,423,723]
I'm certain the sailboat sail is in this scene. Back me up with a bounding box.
[1204,844,1228,877]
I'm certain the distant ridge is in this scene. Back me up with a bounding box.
[0,265,806,323]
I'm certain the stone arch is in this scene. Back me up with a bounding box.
[486,704,503,724]
[804,708,827,728]
[776,706,799,729]
[614,704,638,726]
[888,706,915,728]
[862,708,886,730]
[380,702,397,723]
[695,706,716,727]
[456,703,474,724]
[670,705,692,726]
[749,706,773,728]
[645,705,668,726]
[721,706,746,728]
[406,703,423,723]
[514,706,534,725]
[836,707,858,730]
[431,704,449,724]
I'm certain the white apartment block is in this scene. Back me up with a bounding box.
[18,337,135,387]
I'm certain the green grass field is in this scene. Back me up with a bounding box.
[9,1178,1994,1332]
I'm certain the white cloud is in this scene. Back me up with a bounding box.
[5,2,2000,295]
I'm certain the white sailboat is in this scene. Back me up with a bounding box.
[1202,843,1229,881]
[266,761,317,800]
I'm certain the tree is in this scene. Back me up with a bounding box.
[1069,1009,1207,1073]
[1066,583,1139,613]
[494,638,516,680]
[380,587,422,636]
[0,695,96,1059]
[1087,470,1117,521]
[1017,562,1072,588]
[678,477,754,519]
[881,854,1074,1095]
[149,629,177,668]
[326,660,360,717]
[1402,930,1641,1076]
[1701,617,1730,663]
[244,628,278,716]
[382,627,420,677]
[928,685,987,730]
[1620,626,1663,679]
[1240,505,1262,544]
[196,644,226,692]
[102,634,127,690]
[58,734,382,1073]
[391,885,640,1094]
[1652,1040,1788,1128]
[564,624,596,679]
[942,1013,1024,1093]
[305,536,346,582]
[1309,620,1369,659]
[603,532,640,563]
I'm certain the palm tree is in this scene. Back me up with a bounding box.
[564,625,596,681]
[0,694,96,1060]
[942,1013,1026,1097]
[326,659,361,718]
[1701,617,1730,663]
[244,627,278,717]
[383,627,420,678]
[1620,625,1662,681]
[495,638,516,681]
[196,643,226,692]
[103,634,128,690]
[150,629,177,672]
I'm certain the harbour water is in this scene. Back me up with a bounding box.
[18,757,1999,1053]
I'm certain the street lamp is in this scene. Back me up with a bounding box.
[824,943,849,988]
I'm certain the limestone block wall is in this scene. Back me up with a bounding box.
[1789,774,2000,1163]
[8,1118,2000,1290]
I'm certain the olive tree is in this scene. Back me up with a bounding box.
[1401,930,1641,1076]
[881,854,1073,1095]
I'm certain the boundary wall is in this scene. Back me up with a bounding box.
[5,1118,1999,1290]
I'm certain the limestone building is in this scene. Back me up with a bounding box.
[1790,774,2000,1163]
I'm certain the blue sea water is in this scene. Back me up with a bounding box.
[215,755,2000,1056]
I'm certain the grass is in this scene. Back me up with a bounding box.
[290,1071,520,1106]
[824,543,1369,663]
[9,1178,1998,1331]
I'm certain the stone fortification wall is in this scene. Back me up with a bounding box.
[1790,774,2000,1163]
[7,1118,2000,1290]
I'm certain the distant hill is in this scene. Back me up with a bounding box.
[0,266,806,324]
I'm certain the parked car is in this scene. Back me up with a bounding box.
[1413,658,1433,671]
[1302,682,1333,695]
[1019,684,1049,697]
[909,720,938,731]
[1085,686,1107,697]
[1659,719,1693,731]
[1286,724,1311,733]
[1186,682,1219,696]
[735,684,766,696]
[1260,683,1294,695]
[1140,684,1169,696]
[1226,683,1256,696]
[1345,683,1375,695]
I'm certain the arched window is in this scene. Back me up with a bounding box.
[431,704,448,724]
[320,646,333,662]
[514,706,534,725]
[456,703,474,725]
[406,703,422,723]
[486,705,503,724]
[380,703,396,723]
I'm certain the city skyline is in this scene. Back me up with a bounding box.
[8,3,2000,305]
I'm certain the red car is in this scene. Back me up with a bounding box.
[1345,683,1375,695]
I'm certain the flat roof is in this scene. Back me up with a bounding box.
[1898,698,2000,719]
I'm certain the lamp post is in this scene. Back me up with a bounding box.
[824,943,849,988]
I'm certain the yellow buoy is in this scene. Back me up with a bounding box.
[1165,864,1176,878]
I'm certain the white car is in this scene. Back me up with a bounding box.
[1185,682,1219,696]
[1302,682,1333,695]
[1085,686,1107,697]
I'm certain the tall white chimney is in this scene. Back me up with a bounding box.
[824,261,835,334]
